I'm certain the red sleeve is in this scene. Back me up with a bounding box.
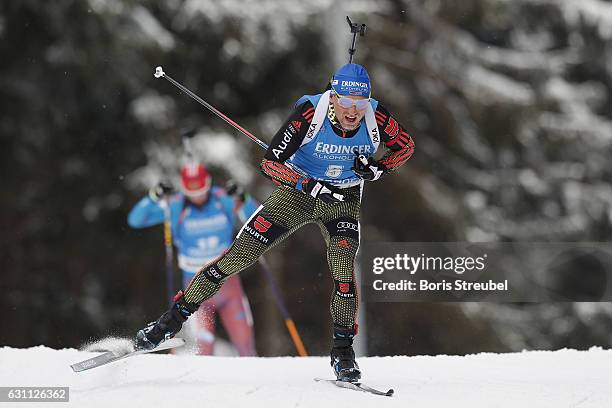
[260,101,314,187]
[375,104,415,172]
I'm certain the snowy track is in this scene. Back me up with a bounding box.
[2,346,611,407]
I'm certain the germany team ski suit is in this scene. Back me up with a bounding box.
[180,90,415,334]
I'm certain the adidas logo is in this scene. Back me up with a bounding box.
[291,120,302,131]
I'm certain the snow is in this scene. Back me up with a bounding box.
[129,91,177,129]
[2,345,612,407]
[130,6,176,51]
[87,0,125,15]
[124,129,255,196]
[561,0,612,39]
[189,131,255,185]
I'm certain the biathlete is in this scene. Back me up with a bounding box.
[129,162,258,356]
[135,63,415,381]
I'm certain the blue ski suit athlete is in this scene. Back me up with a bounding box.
[128,186,260,356]
[128,187,258,286]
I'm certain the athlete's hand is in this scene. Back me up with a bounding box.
[352,155,385,181]
[225,179,246,203]
[149,181,174,202]
[299,179,345,203]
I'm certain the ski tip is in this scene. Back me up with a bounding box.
[70,363,94,373]
[386,389,394,397]
[134,337,186,353]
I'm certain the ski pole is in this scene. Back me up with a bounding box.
[257,255,308,356]
[346,16,367,64]
[154,67,269,151]
[160,197,175,307]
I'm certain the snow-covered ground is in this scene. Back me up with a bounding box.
[1,345,611,407]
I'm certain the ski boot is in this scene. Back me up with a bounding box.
[330,324,361,382]
[135,291,198,350]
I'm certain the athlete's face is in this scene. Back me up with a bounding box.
[330,94,368,131]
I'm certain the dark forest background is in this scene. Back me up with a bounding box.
[3,0,612,356]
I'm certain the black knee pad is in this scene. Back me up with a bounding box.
[200,263,227,284]
[324,216,359,241]
[334,279,356,299]
[239,210,288,246]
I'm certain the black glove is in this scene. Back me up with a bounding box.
[135,292,197,350]
[225,179,246,203]
[300,178,345,204]
[148,181,174,202]
[352,155,385,181]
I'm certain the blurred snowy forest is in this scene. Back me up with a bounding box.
[3,0,612,356]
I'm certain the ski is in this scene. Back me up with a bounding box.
[314,377,394,397]
[70,337,185,372]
